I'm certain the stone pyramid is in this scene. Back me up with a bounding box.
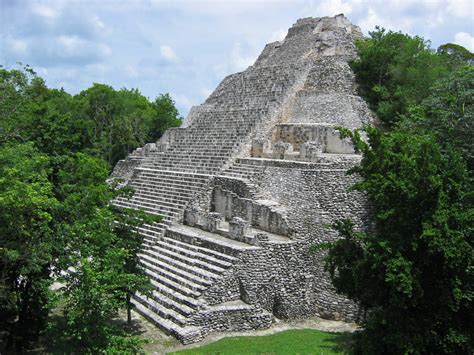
[112,14,373,344]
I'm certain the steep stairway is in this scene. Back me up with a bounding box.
[132,225,269,344]
[110,14,370,344]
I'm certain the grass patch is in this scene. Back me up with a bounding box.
[171,329,351,355]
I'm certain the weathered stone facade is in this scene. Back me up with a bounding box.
[111,14,373,344]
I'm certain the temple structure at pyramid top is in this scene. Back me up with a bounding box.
[112,14,372,344]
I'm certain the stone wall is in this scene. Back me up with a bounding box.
[182,159,368,323]
[114,14,376,342]
[273,123,355,153]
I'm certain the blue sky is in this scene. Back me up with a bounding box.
[1,0,473,116]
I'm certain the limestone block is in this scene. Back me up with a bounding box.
[206,212,223,233]
[184,207,204,228]
[272,141,292,160]
[300,141,323,161]
[255,233,269,243]
[251,139,267,158]
[156,141,169,152]
[229,217,249,239]
[143,143,157,156]
[326,130,355,154]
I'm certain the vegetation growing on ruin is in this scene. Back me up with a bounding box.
[0,66,180,352]
[321,29,473,354]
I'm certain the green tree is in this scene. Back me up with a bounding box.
[320,127,473,354]
[110,200,159,325]
[0,65,179,351]
[0,65,41,145]
[437,43,474,65]
[350,28,465,126]
[0,143,58,351]
[56,153,157,351]
[72,85,181,166]
[149,93,182,142]
[417,66,474,172]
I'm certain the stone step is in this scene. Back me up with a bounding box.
[130,192,190,206]
[145,160,227,168]
[144,155,228,163]
[111,207,174,226]
[130,184,197,200]
[144,243,228,275]
[134,175,209,187]
[161,236,237,265]
[140,247,222,282]
[219,172,255,180]
[112,199,180,218]
[131,180,201,194]
[137,225,167,241]
[148,287,195,317]
[136,173,208,187]
[141,222,168,234]
[115,196,183,212]
[140,255,212,289]
[166,225,258,257]
[155,151,231,159]
[142,265,202,299]
[167,145,234,152]
[149,278,203,310]
[136,167,212,178]
[141,163,223,173]
[134,292,187,326]
[137,169,212,180]
[132,301,204,344]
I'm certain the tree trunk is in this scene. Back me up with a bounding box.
[127,293,132,326]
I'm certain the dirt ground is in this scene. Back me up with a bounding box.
[127,311,359,354]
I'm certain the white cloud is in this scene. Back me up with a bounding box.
[32,4,59,19]
[125,64,139,78]
[160,45,178,61]
[200,88,213,98]
[269,29,287,43]
[56,35,111,61]
[92,15,105,30]
[357,4,417,35]
[454,32,474,51]
[317,0,353,16]
[9,38,29,55]
[124,63,160,80]
[231,42,257,71]
[172,93,194,113]
[58,35,82,56]
[99,44,112,57]
[447,0,474,19]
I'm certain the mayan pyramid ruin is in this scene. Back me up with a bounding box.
[111,14,374,343]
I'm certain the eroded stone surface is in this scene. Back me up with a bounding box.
[110,14,373,344]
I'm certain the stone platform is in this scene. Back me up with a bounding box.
[111,14,373,343]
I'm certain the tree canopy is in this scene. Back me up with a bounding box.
[350,27,470,127]
[0,65,178,352]
[320,30,473,354]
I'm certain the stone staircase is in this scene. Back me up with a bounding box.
[219,158,266,181]
[132,225,271,344]
[110,64,305,342]
[110,15,371,344]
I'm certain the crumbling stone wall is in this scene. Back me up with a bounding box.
[199,164,367,322]
[113,15,377,342]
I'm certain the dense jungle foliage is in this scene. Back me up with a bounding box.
[0,67,181,352]
[321,28,473,354]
